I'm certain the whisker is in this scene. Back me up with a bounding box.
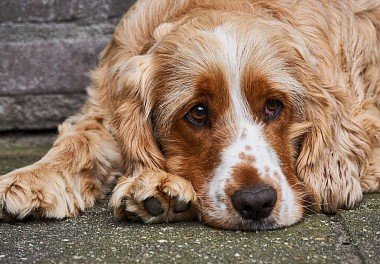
[289,182,306,188]
[302,206,319,214]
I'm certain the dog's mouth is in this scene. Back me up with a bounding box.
[200,211,280,231]
[196,180,305,231]
[199,203,303,231]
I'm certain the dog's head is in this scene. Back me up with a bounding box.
[108,12,319,230]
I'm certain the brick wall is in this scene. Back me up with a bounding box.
[0,0,136,131]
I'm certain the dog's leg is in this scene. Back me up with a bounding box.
[109,171,199,223]
[361,147,380,193]
[0,111,121,221]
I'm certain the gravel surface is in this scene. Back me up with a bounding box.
[0,133,379,263]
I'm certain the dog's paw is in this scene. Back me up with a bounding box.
[0,164,94,222]
[109,172,200,223]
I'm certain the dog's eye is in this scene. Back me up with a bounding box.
[185,104,209,127]
[264,99,283,121]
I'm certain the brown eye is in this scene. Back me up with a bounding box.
[185,104,209,127]
[264,99,283,121]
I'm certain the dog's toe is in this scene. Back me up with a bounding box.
[110,172,199,223]
[143,197,164,216]
[172,199,191,213]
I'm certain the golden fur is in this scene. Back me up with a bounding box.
[0,0,379,230]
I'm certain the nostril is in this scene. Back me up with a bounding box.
[242,205,252,214]
[262,202,271,209]
[243,205,252,211]
[231,184,277,221]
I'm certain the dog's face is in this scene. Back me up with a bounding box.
[135,14,312,230]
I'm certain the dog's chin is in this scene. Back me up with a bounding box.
[201,209,303,231]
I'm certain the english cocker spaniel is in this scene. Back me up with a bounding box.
[1,0,379,230]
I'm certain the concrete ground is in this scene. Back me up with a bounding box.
[0,133,379,263]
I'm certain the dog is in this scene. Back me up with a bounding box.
[0,0,379,230]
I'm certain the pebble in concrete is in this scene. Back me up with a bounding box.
[0,134,378,263]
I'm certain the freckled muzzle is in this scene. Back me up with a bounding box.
[231,184,277,221]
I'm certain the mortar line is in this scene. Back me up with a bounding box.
[333,213,366,264]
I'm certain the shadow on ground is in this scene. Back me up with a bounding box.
[0,133,379,263]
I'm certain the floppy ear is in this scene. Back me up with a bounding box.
[90,20,180,177]
[287,35,371,213]
[106,53,166,175]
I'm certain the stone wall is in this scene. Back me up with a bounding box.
[0,0,136,131]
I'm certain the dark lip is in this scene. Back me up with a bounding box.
[200,197,304,231]
[201,210,282,231]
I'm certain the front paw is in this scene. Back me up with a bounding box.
[109,172,200,223]
[0,164,94,221]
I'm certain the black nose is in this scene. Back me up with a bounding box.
[231,184,277,221]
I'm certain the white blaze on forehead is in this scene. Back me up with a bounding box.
[212,26,251,118]
[207,26,298,223]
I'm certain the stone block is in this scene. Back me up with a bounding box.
[0,24,114,96]
[0,94,87,130]
[108,0,135,18]
[0,0,109,23]
[0,36,109,95]
[73,0,109,25]
[0,0,76,23]
[0,23,115,42]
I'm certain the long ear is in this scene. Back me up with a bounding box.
[287,33,371,213]
[90,21,180,177]
[88,0,194,176]
[106,53,166,176]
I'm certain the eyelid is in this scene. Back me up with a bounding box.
[264,99,283,122]
[185,113,208,127]
[184,103,211,128]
